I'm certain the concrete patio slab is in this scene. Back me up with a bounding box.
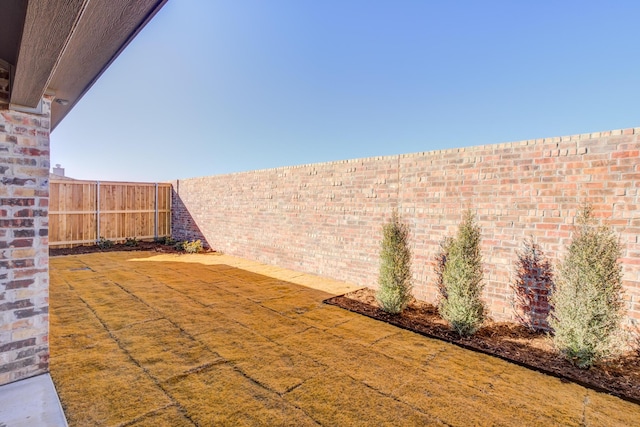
[49,251,640,426]
[0,373,68,427]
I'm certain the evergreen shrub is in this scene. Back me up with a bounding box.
[549,206,625,368]
[438,209,485,336]
[376,210,413,314]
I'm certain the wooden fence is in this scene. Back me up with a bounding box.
[49,180,172,248]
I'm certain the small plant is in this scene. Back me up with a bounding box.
[97,237,113,249]
[176,239,203,254]
[376,210,413,314]
[549,205,625,368]
[438,209,485,336]
[155,236,176,246]
[124,237,139,247]
[183,239,203,253]
[511,238,554,332]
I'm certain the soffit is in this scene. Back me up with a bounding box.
[11,0,88,108]
[0,0,28,67]
[47,0,167,129]
[3,0,167,130]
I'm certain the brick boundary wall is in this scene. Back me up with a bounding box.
[171,185,208,246]
[0,99,51,385]
[172,127,640,328]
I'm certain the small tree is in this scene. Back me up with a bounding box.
[549,206,625,368]
[376,210,413,314]
[511,238,554,331]
[438,209,485,336]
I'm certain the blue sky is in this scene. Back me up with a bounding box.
[51,1,640,182]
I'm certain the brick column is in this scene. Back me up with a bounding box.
[0,98,50,385]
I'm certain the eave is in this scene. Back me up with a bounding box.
[0,0,167,129]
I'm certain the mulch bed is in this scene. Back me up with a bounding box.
[49,241,185,256]
[325,288,640,405]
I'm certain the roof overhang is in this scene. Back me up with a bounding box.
[0,0,167,130]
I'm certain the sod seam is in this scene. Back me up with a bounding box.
[73,293,200,427]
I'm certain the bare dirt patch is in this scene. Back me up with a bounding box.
[325,288,640,404]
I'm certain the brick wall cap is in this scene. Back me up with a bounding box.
[178,126,638,180]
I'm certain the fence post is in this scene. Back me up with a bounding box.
[96,181,100,243]
[154,183,159,240]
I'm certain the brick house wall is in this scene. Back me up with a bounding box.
[0,99,50,385]
[172,127,640,326]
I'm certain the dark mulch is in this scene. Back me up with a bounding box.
[49,241,184,256]
[325,288,640,405]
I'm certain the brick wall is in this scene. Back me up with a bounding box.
[0,99,50,385]
[172,127,640,327]
[171,185,208,246]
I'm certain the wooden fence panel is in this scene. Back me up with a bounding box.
[49,180,171,248]
[158,184,171,236]
[49,181,97,246]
